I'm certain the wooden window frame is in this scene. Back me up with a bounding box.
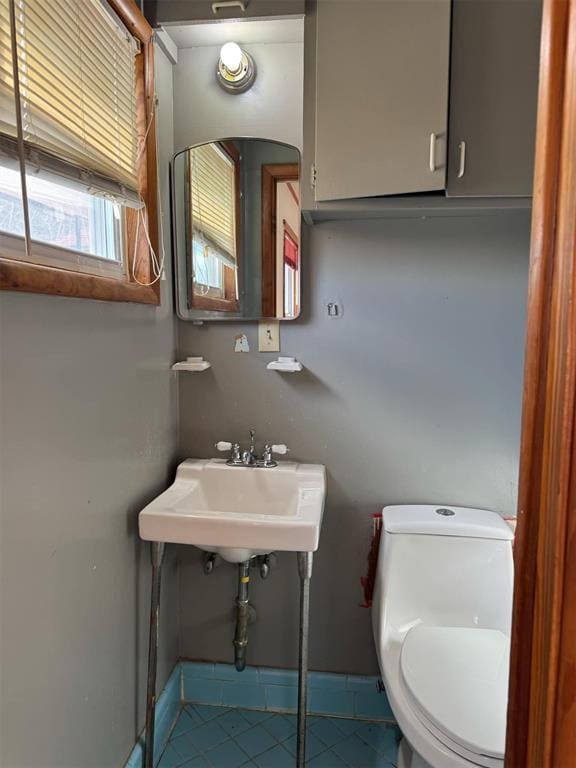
[187,141,240,313]
[261,163,299,318]
[0,0,161,305]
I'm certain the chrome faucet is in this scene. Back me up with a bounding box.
[242,429,258,466]
[215,430,289,468]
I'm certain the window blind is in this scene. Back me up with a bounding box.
[190,143,237,267]
[0,0,15,139]
[0,0,142,207]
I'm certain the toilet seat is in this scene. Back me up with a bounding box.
[400,626,510,767]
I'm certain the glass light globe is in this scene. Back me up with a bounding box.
[220,42,243,73]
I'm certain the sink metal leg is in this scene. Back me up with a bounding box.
[297,551,313,768]
[234,560,252,672]
[144,541,165,768]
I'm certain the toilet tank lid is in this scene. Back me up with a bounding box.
[382,505,514,540]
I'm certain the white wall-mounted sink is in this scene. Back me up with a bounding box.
[139,459,326,563]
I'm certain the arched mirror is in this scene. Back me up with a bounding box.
[172,138,301,321]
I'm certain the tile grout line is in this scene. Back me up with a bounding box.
[179,697,397,726]
[160,703,400,768]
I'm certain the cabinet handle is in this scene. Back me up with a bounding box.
[429,133,438,173]
[457,141,466,179]
[212,0,247,12]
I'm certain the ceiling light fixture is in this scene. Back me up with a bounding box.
[216,42,256,94]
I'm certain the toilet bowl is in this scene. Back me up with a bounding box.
[372,505,514,768]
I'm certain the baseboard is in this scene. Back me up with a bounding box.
[181,661,394,721]
[124,663,181,768]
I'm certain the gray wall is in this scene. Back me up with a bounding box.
[173,43,303,153]
[0,50,179,768]
[177,212,530,675]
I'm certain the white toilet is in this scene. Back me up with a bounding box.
[372,505,514,768]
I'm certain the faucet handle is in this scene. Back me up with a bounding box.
[260,443,289,468]
[217,441,242,465]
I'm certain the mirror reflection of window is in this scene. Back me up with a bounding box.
[188,142,240,311]
[276,181,300,318]
[283,221,300,318]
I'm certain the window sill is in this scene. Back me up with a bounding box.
[191,294,240,312]
[0,257,161,305]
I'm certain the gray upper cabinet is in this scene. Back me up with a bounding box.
[312,0,451,202]
[144,0,304,26]
[447,0,542,198]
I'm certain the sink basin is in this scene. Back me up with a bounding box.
[138,459,326,563]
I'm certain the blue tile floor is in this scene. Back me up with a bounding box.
[158,704,401,768]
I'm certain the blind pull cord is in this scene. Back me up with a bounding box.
[9,0,32,257]
[136,96,157,163]
[131,205,163,286]
[131,93,165,287]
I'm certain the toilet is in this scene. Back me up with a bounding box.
[372,505,514,768]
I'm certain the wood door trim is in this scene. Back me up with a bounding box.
[506,0,576,765]
[287,181,300,207]
[261,164,299,318]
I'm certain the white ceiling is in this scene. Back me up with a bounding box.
[162,18,304,49]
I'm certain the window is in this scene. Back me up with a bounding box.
[283,222,300,318]
[0,0,160,303]
[187,142,240,312]
[0,166,123,275]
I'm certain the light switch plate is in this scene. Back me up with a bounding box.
[258,321,280,352]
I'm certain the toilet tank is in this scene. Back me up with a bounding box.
[373,505,514,642]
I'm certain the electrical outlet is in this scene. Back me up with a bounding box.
[258,321,280,352]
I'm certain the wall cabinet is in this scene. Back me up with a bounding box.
[144,0,304,27]
[303,0,542,210]
[447,0,542,197]
[312,0,451,202]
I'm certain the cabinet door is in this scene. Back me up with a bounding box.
[144,0,304,26]
[447,0,542,197]
[313,0,451,202]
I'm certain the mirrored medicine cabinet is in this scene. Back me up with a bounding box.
[172,138,302,321]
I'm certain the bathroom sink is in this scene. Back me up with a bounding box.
[138,459,326,563]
